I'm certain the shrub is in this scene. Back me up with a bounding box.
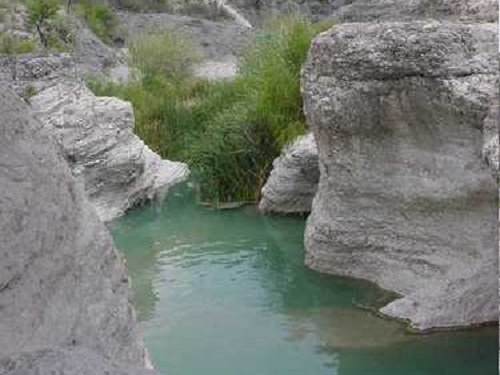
[76,0,117,43]
[22,84,37,102]
[128,29,201,81]
[190,16,332,201]
[0,32,36,54]
[27,0,59,48]
[89,16,332,203]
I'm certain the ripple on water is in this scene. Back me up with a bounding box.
[110,184,498,375]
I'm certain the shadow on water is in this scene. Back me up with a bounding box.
[110,183,498,375]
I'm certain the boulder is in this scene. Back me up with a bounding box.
[30,83,189,222]
[0,88,157,373]
[259,133,319,214]
[301,21,498,330]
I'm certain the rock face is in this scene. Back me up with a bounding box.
[0,53,77,96]
[0,88,157,374]
[335,0,498,23]
[302,22,498,330]
[259,133,319,214]
[117,12,251,60]
[30,83,189,222]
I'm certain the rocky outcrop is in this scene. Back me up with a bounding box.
[0,88,157,374]
[0,53,77,95]
[117,12,251,60]
[0,55,188,222]
[335,0,498,23]
[259,133,319,214]
[301,21,498,330]
[29,83,189,222]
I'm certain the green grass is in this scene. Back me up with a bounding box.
[89,16,332,203]
[0,32,36,54]
[75,0,117,43]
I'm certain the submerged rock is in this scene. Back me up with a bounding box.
[301,21,498,330]
[259,133,319,214]
[0,88,157,374]
[30,83,189,222]
[286,308,410,349]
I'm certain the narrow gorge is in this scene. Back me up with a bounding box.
[0,0,498,374]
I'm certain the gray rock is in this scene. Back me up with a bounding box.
[30,82,189,222]
[0,348,157,375]
[301,21,498,330]
[0,88,156,372]
[483,94,499,180]
[259,133,319,214]
[116,12,251,60]
[0,53,78,96]
[69,16,121,77]
[334,0,498,23]
[193,56,238,80]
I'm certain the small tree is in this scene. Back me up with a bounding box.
[27,0,59,48]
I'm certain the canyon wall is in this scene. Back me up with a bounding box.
[301,21,498,330]
[0,88,158,374]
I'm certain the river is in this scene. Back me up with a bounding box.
[110,184,497,375]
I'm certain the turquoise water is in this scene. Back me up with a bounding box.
[110,185,498,375]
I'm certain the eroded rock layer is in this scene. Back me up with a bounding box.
[0,88,157,374]
[30,83,189,222]
[259,133,319,214]
[302,21,498,330]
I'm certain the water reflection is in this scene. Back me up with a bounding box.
[285,308,410,349]
[111,184,498,375]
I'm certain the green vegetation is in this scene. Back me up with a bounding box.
[89,16,331,204]
[74,0,117,43]
[128,29,201,80]
[22,84,37,102]
[27,0,59,47]
[0,32,36,54]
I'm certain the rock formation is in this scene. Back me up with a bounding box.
[0,53,77,95]
[259,133,319,214]
[0,88,157,374]
[30,82,189,222]
[335,0,498,23]
[301,21,498,330]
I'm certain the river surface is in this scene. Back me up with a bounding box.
[110,185,498,375]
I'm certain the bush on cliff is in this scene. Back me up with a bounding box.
[74,0,118,43]
[27,0,59,47]
[0,32,36,54]
[89,16,331,204]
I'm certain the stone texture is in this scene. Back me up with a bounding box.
[29,83,189,222]
[334,0,498,23]
[0,53,78,96]
[0,348,157,375]
[69,16,121,76]
[0,88,157,373]
[259,133,319,214]
[116,12,251,60]
[301,21,498,330]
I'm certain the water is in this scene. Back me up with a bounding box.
[110,185,498,375]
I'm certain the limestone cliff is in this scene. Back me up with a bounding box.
[30,82,189,222]
[0,88,158,374]
[301,21,498,330]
